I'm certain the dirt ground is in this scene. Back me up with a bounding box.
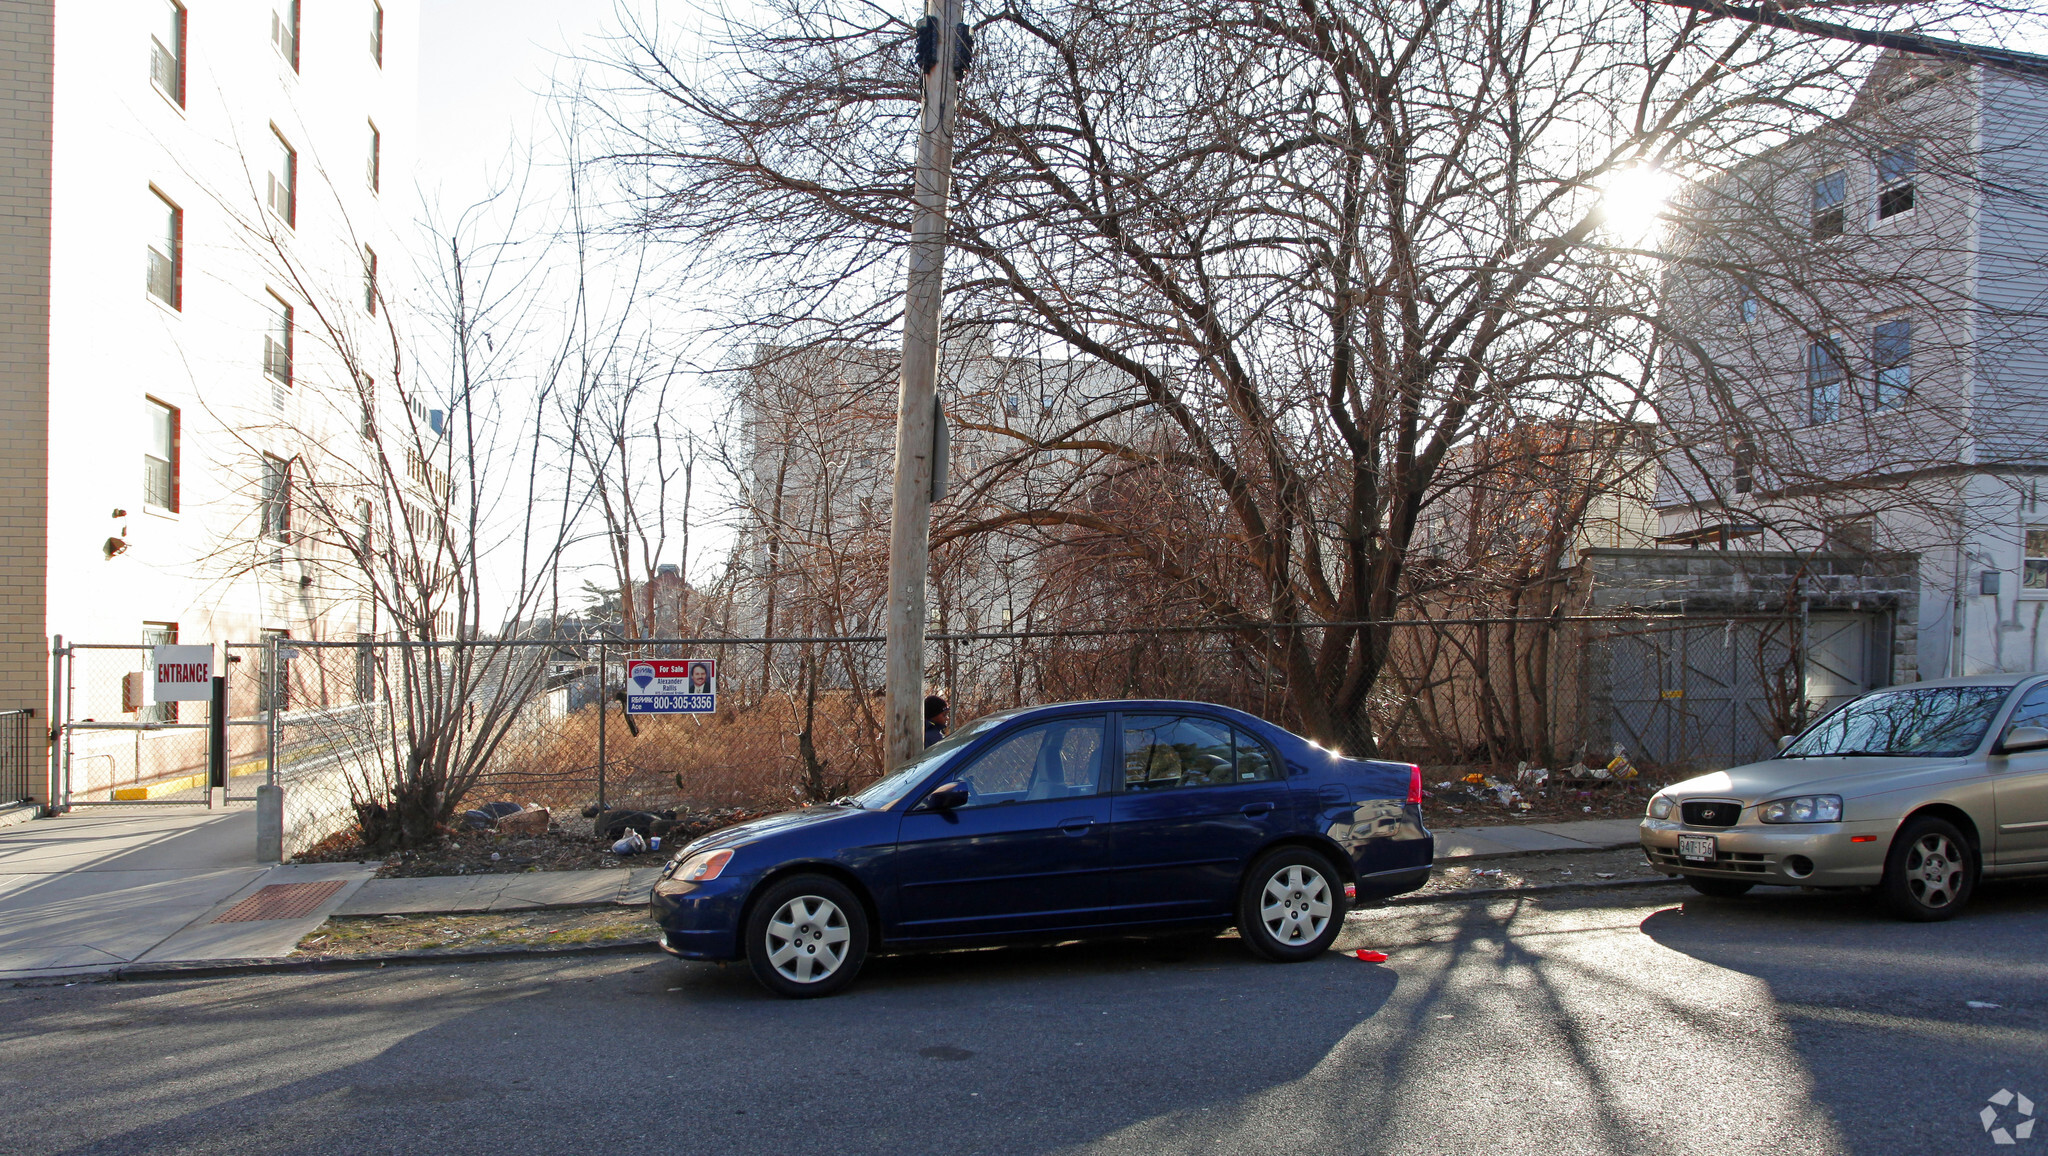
[1404,845,1670,900]
[291,804,778,878]
[1423,769,1674,825]
[295,907,655,958]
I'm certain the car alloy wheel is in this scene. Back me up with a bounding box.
[1904,832,1965,910]
[1262,865,1333,946]
[1880,815,1976,923]
[1238,848,1346,962]
[743,873,870,998]
[765,894,850,984]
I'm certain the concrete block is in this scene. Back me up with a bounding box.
[255,784,283,863]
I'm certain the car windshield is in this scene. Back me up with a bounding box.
[1781,685,2015,759]
[848,710,1022,809]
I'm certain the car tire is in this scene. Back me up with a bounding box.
[1880,816,1976,922]
[743,874,870,998]
[1685,876,1755,899]
[1237,848,1344,962]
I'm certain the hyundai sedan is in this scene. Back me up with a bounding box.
[1640,674,2048,920]
[650,700,1434,997]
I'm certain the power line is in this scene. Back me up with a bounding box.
[1646,0,2048,80]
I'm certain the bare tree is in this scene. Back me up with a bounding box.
[203,155,597,847]
[583,0,2048,749]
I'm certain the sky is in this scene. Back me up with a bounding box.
[417,0,621,215]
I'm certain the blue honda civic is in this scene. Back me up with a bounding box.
[649,699,1433,997]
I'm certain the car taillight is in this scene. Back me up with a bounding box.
[1407,763,1423,805]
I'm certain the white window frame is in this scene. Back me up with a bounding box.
[2024,528,2048,597]
[151,0,186,106]
[147,187,182,309]
[267,128,297,227]
[144,397,179,512]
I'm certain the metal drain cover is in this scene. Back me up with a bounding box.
[212,880,347,923]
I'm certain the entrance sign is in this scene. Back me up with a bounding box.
[624,659,717,714]
[152,645,215,702]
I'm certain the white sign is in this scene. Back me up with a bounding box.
[624,659,717,714]
[151,645,215,702]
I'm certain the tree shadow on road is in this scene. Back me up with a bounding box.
[1,934,1398,1156]
[1638,880,2048,1154]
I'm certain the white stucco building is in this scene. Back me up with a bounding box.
[0,1,422,800]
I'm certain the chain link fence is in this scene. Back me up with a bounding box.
[243,613,1811,851]
[45,614,1819,842]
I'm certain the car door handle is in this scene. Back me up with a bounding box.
[1240,802,1275,819]
[1058,818,1095,835]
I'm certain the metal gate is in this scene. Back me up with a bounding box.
[48,638,274,808]
[1600,616,1802,770]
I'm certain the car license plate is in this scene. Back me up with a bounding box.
[1678,834,1716,862]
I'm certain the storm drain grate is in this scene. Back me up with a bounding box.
[212,881,347,923]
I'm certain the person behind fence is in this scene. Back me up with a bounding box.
[924,695,949,748]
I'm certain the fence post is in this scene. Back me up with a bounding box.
[266,636,280,790]
[596,638,608,812]
[208,674,227,791]
[46,635,62,813]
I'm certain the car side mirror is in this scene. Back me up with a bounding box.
[2000,726,2048,754]
[917,781,970,812]
[1776,735,1795,752]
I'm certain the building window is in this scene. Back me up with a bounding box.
[267,129,297,227]
[1873,319,1911,410]
[1734,279,1757,325]
[367,120,381,191]
[1811,170,1846,239]
[272,1,300,71]
[261,454,291,541]
[371,1,385,65]
[151,1,186,105]
[1732,435,1755,496]
[142,623,179,723]
[147,189,182,308]
[1806,337,1842,425]
[1877,145,1916,219]
[144,399,179,511]
[364,246,378,314]
[264,291,294,393]
[2027,530,2048,591]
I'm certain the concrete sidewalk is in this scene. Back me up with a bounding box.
[1431,817,1642,860]
[0,807,373,982]
[0,809,1639,982]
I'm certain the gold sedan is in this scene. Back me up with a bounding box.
[1639,675,2048,920]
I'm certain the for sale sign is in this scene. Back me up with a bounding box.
[151,645,215,702]
[624,659,717,714]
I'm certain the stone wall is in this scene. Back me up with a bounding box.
[1578,547,1921,684]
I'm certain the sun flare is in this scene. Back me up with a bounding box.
[1599,164,1678,242]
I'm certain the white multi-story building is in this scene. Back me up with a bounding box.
[1656,50,2048,680]
[0,1,420,800]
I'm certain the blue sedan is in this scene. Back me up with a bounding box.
[649,700,1433,997]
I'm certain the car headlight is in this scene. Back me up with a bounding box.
[1758,795,1842,824]
[673,848,734,882]
[1648,794,1675,820]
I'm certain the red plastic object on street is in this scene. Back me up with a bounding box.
[1353,949,1388,962]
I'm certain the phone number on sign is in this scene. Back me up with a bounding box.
[627,694,716,713]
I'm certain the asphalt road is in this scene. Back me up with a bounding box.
[5,880,2046,1156]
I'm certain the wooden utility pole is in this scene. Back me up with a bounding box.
[884,0,967,768]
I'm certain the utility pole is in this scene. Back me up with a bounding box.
[884,0,969,768]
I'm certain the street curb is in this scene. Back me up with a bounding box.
[1379,875,1687,908]
[331,899,646,919]
[1432,838,1641,864]
[87,939,664,984]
